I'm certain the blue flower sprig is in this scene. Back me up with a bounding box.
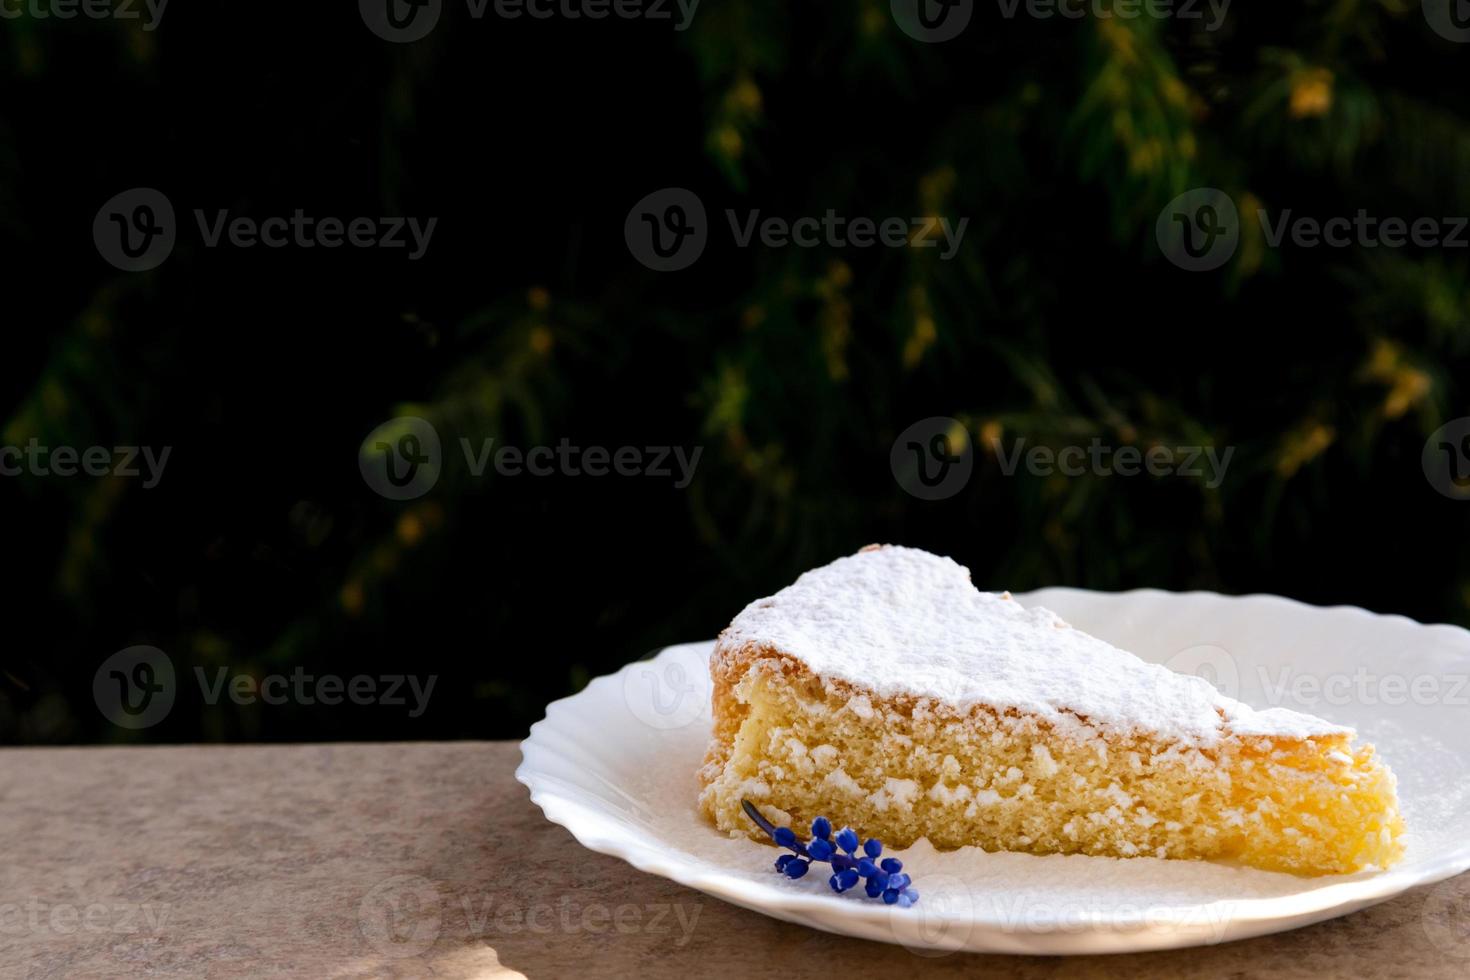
[741,799,918,906]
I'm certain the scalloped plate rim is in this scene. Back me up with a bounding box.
[516,588,1470,953]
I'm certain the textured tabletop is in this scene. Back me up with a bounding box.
[1,741,1466,979]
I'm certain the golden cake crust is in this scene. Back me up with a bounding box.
[698,548,1406,875]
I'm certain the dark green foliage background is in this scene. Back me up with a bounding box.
[2,3,1468,743]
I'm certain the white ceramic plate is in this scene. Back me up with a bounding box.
[516,589,1470,954]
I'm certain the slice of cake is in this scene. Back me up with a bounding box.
[698,545,1404,875]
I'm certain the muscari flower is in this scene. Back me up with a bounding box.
[741,800,919,906]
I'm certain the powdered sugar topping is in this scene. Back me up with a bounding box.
[719,545,1348,746]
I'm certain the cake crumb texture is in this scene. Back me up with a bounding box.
[699,546,1405,876]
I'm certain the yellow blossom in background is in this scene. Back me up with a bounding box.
[1097,19,1137,65]
[42,378,68,420]
[19,39,42,76]
[1383,369,1431,419]
[1364,338,1399,378]
[1277,423,1336,478]
[979,420,1003,454]
[902,283,936,368]
[902,314,936,368]
[372,547,397,574]
[918,166,956,212]
[396,512,424,547]
[1160,76,1190,110]
[82,308,110,339]
[727,77,762,116]
[527,286,550,312]
[826,259,853,290]
[1236,191,1266,277]
[1128,138,1165,175]
[909,216,945,247]
[740,305,766,331]
[1289,68,1334,119]
[340,580,365,617]
[1360,338,1431,418]
[709,364,750,451]
[820,302,852,381]
[939,418,969,460]
[529,325,553,355]
[713,125,742,160]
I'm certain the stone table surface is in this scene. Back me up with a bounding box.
[2,741,1467,979]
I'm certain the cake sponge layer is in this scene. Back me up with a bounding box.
[699,652,1405,876]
